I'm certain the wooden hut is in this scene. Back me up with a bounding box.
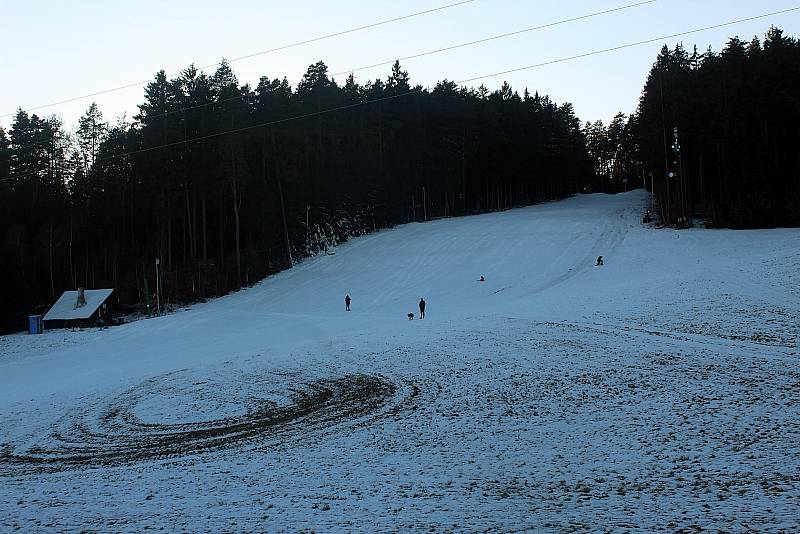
[43,288,115,329]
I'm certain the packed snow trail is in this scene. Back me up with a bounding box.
[1,190,799,532]
[0,193,639,405]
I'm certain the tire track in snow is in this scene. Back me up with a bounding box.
[0,371,397,473]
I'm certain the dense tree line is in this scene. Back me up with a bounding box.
[600,26,800,227]
[0,60,593,332]
[584,112,640,194]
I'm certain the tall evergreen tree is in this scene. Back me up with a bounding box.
[76,102,108,172]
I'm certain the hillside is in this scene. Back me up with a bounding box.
[2,190,799,531]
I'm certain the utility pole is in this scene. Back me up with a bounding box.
[660,73,671,224]
[666,171,672,225]
[155,257,161,315]
[422,186,427,221]
[699,152,705,213]
[672,126,687,225]
[306,205,311,252]
[271,130,293,267]
[680,141,688,224]
[649,171,656,214]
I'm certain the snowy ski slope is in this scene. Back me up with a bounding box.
[1,190,799,532]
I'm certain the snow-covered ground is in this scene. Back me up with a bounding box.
[1,191,798,532]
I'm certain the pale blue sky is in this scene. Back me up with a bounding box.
[1,0,798,133]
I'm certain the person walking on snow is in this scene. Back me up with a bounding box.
[419,298,426,319]
[595,255,604,266]
[345,293,351,311]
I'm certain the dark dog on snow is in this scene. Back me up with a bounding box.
[407,312,414,320]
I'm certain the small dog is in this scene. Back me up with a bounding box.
[407,312,414,320]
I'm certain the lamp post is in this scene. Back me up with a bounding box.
[155,257,161,315]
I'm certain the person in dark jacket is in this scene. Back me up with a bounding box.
[345,294,351,311]
[595,256,604,266]
[419,298,426,319]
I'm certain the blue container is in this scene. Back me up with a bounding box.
[28,315,43,334]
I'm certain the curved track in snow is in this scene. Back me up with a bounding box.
[1,372,396,473]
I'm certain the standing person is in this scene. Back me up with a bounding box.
[419,298,426,319]
[345,294,351,311]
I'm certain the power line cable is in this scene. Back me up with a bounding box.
[330,0,658,77]
[5,5,798,181]
[5,0,659,154]
[91,6,800,162]
[213,0,477,67]
[0,0,478,119]
[456,6,800,85]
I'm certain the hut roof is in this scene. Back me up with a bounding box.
[43,289,114,321]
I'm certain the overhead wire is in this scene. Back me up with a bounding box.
[77,5,800,166]
[330,0,658,77]
[4,5,798,181]
[0,0,478,119]
[4,0,659,154]
[456,6,800,84]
